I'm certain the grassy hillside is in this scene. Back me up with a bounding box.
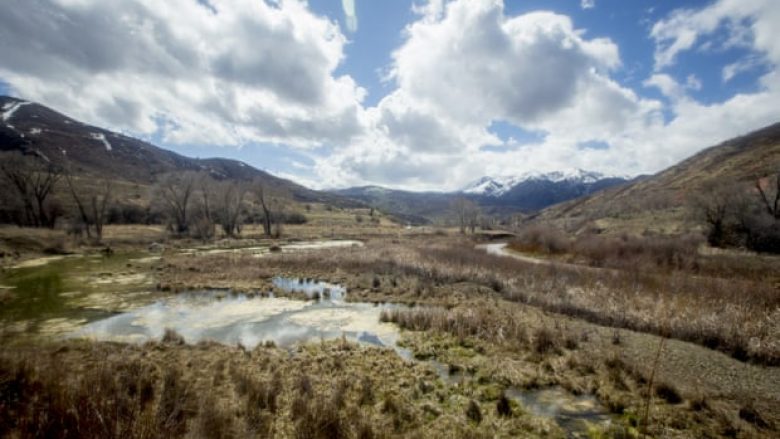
[531,122,780,235]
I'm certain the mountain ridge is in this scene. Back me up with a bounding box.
[462,169,630,197]
[0,96,361,208]
[331,171,631,223]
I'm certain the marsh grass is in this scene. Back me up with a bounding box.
[158,234,778,362]
[2,338,566,438]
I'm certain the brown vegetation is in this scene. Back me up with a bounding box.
[385,301,780,437]
[0,338,561,438]
[159,236,780,365]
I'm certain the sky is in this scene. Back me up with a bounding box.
[1,0,779,191]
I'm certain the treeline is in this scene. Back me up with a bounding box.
[0,152,307,241]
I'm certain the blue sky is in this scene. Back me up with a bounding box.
[1,0,778,190]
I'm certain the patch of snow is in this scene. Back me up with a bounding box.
[462,169,628,197]
[2,101,31,133]
[1,101,30,125]
[90,132,112,151]
[30,128,42,135]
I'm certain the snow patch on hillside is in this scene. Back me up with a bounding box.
[90,132,113,151]
[2,100,30,130]
[462,169,627,197]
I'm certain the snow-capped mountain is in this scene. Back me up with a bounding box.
[334,169,632,224]
[462,169,626,197]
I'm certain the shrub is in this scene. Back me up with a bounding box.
[282,211,308,225]
[496,395,512,417]
[162,328,185,345]
[655,382,682,404]
[466,400,482,424]
[509,225,570,255]
[533,327,560,355]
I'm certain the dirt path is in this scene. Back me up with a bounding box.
[478,242,612,274]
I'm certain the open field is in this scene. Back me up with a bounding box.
[1,223,779,438]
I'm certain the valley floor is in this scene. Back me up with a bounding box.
[1,225,778,438]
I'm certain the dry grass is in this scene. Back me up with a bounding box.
[0,337,561,438]
[159,235,780,365]
[392,301,780,438]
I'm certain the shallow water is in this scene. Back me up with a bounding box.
[182,239,364,257]
[0,253,159,338]
[271,277,346,301]
[0,240,365,339]
[506,386,612,435]
[75,286,405,350]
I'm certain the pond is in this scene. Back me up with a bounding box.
[0,252,160,338]
[74,281,405,350]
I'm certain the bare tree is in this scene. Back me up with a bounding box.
[90,180,112,240]
[755,171,780,219]
[452,197,480,234]
[153,172,198,235]
[467,203,481,234]
[693,183,738,247]
[64,172,112,240]
[0,152,62,228]
[198,174,214,228]
[254,181,288,237]
[215,180,247,237]
[188,174,216,241]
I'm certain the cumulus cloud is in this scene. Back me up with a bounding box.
[2,0,779,192]
[580,0,595,10]
[319,0,780,191]
[315,0,661,190]
[0,0,365,147]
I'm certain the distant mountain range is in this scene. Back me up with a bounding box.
[331,170,632,224]
[462,169,627,197]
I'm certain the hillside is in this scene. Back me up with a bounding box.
[330,186,456,225]
[0,96,360,208]
[531,122,780,234]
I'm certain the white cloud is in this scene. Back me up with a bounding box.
[0,0,366,148]
[341,0,358,32]
[650,0,780,70]
[313,0,661,190]
[315,0,780,191]
[722,55,766,82]
[580,0,595,10]
[643,73,700,101]
[2,0,779,192]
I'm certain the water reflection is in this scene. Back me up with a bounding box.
[506,386,612,435]
[75,287,405,350]
[272,277,346,301]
